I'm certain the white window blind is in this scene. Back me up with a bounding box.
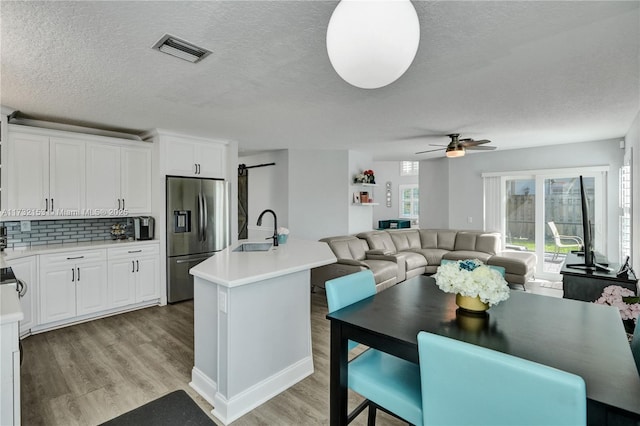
[400,161,419,176]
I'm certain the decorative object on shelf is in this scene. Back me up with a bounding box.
[386,181,392,207]
[434,259,510,312]
[326,0,420,89]
[277,227,289,244]
[360,192,370,203]
[594,285,639,336]
[354,169,376,184]
[110,223,128,240]
[353,192,361,203]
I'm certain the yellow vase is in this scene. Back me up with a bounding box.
[456,294,489,313]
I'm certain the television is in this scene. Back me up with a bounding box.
[566,176,610,272]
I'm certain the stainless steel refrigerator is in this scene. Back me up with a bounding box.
[166,176,230,303]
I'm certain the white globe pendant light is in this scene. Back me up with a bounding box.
[326,0,420,89]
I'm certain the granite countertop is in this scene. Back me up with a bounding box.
[190,238,336,288]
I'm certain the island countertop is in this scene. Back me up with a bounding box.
[189,238,336,288]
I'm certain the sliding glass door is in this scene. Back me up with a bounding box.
[501,169,606,280]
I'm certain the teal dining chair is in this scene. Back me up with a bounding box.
[325,270,422,424]
[632,320,640,374]
[417,331,587,425]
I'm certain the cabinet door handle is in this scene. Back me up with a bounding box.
[118,199,121,209]
[128,250,142,253]
[122,199,125,209]
[45,198,48,211]
[132,260,135,273]
[72,268,75,282]
[51,198,54,210]
[194,163,198,174]
[77,267,80,281]
[136,260,139,272]
[67,256,84,260]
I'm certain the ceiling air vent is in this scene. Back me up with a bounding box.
[152,34,212,63]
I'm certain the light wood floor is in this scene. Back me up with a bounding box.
[20,290,405,425]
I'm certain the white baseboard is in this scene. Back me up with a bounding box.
[195,356,314,425]
[190,367,218,407]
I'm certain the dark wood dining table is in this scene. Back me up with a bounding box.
[326,275,640,426]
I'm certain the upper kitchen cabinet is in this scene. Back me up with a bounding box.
[7,131,85,213]
[86,143,152,214]
[6,125,152,218]
[161,133,227,179]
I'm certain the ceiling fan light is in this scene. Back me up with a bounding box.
[445,146,465,158]
[326,0,420,89]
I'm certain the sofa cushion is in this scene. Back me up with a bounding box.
[476,233,500,255]
[388,230,421,251]
[418,229,457,250]
[397,251,428,270]
[357,231,397,254]
[454,232,477,251]
[409,248,449,266]
[363,259,398,284]
[322,236,368,261]
[442,250,493,263]
[488,251,537,275]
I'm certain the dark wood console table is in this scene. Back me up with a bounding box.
[560,253,638,302]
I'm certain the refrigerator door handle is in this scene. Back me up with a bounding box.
[175,254,213,264]
[202,193,208,242]
[198,192,205,241]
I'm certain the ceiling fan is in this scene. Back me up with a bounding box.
[415,134,496,158]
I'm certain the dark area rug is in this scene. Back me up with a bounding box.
[100,390,217,426]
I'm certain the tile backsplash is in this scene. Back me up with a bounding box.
[2,218,132,248]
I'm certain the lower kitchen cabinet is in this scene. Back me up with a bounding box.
[107,244,159,308]
[6,255,37,337]
[39,249,107,324]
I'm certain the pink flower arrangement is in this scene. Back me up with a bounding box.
[594,285,640,323]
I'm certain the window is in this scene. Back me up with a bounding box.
[619,151,632,261]
[483,167,608,280]
[399,184,419,218]
[400,161,419,176]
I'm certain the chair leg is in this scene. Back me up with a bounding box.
[367,403,377,426]
[347,399,370,424]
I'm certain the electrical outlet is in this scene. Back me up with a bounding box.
[467,216,473,224]
[20,221,31,232]
[219,291,228,313]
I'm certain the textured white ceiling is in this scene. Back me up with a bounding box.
[1,1,638,160]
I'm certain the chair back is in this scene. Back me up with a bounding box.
[632,320,640,374]
[548,221,561,242]
[417,331,586,426]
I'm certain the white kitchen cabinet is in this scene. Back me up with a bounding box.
[7,132,86,213]
[39,250,107,324]
[164,136,227,178]
[6,132,49,211]
[107,244,159,308]
[0,289,22,426]
[86,142,152,214]
[120,146,152,214]
[49,137,86,212]
[6,256,37,337]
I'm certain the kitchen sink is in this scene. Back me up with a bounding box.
[232,242,273,252]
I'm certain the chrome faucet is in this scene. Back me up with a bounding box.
[256,209,278,247]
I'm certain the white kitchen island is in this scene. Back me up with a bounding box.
[189,238,336,425]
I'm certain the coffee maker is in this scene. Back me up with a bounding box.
[133,216,155,240]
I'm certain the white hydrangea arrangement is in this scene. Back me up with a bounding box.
[434,259,510,307]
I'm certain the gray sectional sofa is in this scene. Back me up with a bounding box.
[311,228,536,292]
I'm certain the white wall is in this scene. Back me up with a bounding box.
[625,111,640,271]
[419,138,625,261]
[288,150,349,240]
[239,150,288,240]
[371,161,419,228]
